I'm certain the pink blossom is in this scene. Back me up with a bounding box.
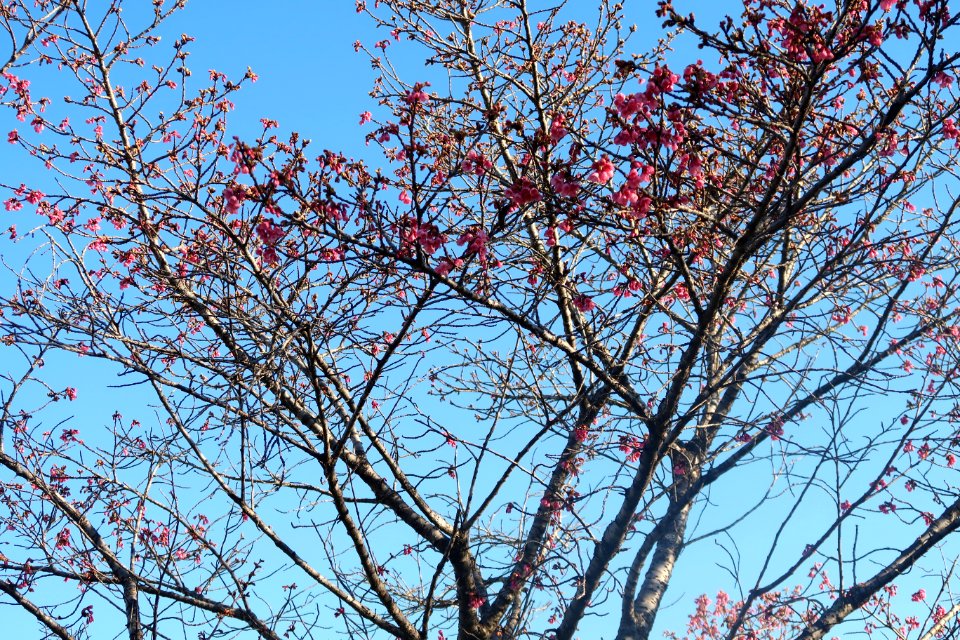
[572,294,596,312]
[912,589,926,602]
[256,219,284,246]
[934,71,954,88]
[434,256,463,276]
[456,227,489,262]
[402,220,445,255]
[611,164,652,206]
[55,527,72,549]
[468,593,486,609]
[359,111,373,125]
[613,92,651,119]
[462,150,492,175]
[765,418,784,440]
[649,65,679,93]
[619,435,644,462]
[549,114,567,144]
[38,203,65,225]
[7,130,17,144]
[505,179,541,206]
[545,226,559,247]
[809,43,833,63]
[223,186,244,214]
[587,156,616,184]
[550,172,580,198]
[403,84,430,105]
[255,219,285,265]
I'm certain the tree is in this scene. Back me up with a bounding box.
[2,0,960,638]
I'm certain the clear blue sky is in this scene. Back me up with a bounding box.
[174,2,381,153]
[1,2,950,638]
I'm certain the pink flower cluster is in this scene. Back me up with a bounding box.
[399,219,446,255]
[403,82,431,106]
[587,156,615,184]
[612,65,679,121]
[770,5,834,64]
[223,185,245,214]
[572,294,596,312]
[550,172,580,198]
[505,178,541,207]
[457,227,489,263]
[611,163,653,207]
[256,219,284,265]
[549,113,567,144]
[461,149,493,175]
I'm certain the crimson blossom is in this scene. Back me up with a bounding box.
[3,1,960,640]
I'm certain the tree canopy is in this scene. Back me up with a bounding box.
[3,1,960,639]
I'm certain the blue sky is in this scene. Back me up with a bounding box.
[172,2,379,153]
[2,1,955,638]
